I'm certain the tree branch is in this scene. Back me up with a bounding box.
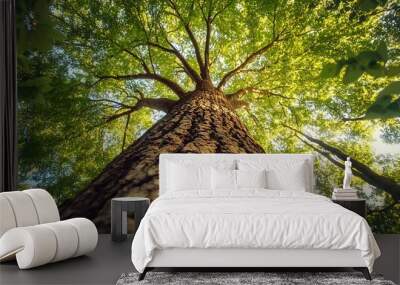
[217,34,283,89]
[297,136,365,182]
[226,86,294,101]
[204,18,212,79]
[210,0,234,22]
[297,135,346,169]
[146,41,202,83]
[202,1,213,79]
[105,97,177,123]
[226,87,256,100]
[286,125,400,202]
[200,0,235,80]
[137,97,177,113]
[236,65,269,75]
[121,114,131,151]
[298,135,400,216]
[229,99,249,109]
[121,48,151,74]
[89,98,134,109]
[342,116,366,122]
[96,73,186,98]
[166,0,207,79]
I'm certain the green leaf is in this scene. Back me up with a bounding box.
[376,42,388,62]
[364,82,400,119]
[343,63,363,83]
[385,66,400,77]
[320,63,341,78]
[356,51,382,67]
[365,96,400,119]
[365,62,385,77]
[356,0,387,12]
[356,0,379,11]
[380,81,400,96]
[332,45,389,82]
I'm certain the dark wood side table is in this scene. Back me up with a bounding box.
[111,197,150,242]
[332,199,366,218]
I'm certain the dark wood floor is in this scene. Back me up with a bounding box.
[1,234,399,285]
[0,235,134,285]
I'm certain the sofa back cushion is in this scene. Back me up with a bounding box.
[0,189,60,238]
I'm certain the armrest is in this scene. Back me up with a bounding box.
[0,218,98,269]
[0,226,57,268]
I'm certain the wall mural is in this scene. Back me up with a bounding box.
[17,0,400,233]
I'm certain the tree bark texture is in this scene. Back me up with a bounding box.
[60,89,264,232]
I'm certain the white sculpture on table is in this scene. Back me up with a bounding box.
[343,157,352,190]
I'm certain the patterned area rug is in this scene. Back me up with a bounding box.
[116,272,396,285]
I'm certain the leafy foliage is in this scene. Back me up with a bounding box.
[17,0,400,232]
[321,1,400,120]
[365,81,400,119]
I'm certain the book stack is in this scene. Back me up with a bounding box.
[332,188,358,200]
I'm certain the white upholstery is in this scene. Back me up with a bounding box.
[1,191,40,227]
[24,189,60,223]
[65,218,98,257]
[159,154,314,195]
[148,248,366,268]
[0,226,57,268]
[0,189,98,269]
[42,221,79,262]
[0,196,17,237]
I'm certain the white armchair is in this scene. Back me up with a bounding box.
[0,189,98,269]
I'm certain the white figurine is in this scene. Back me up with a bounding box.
[343,157,352,190]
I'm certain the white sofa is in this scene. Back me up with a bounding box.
[0,189,98,269]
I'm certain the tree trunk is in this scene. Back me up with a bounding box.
[60,89,264,232]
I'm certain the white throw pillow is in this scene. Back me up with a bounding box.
[266,164,307,191]
[167,163,212,191]
[212,168,237,190]
[237,159,308,191]
[236,169,267,189]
